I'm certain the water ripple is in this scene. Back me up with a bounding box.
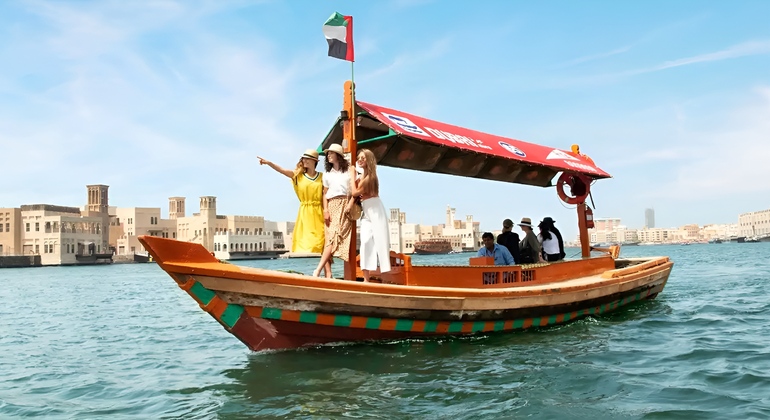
[1,243,770,418]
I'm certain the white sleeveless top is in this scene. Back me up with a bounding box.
[538,231,560,255]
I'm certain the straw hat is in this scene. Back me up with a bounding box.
[323,143,345,156]
[517,217,533,228]
[301,149,319,161]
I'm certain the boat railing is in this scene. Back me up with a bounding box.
[362,253,620,288]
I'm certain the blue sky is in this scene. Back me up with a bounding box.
[1,1,769,240]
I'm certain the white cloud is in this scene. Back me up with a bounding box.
[630,40,770,75]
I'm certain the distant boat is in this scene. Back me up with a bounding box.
[744,237,760,243]
[133,252,153,263]
[413,238,453,255]
[708,238,722,244]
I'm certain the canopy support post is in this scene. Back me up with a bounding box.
[343,80,357,281]
[577,202,590,258]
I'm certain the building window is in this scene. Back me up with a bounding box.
[35,244,39,254]
[0,224,3,233]
[5,223,8,232]
[172,232,176,239]
[26,223,30,232]
[35,222,40,232]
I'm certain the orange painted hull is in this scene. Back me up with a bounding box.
[138,235,673,352]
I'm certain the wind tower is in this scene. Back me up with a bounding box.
[199,196,217,250]
[169,197,186,219]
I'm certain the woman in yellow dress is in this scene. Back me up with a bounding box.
[258,149,329,275]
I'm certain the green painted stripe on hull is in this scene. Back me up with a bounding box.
[261,307,283,320]
[299,312,317,324]
[221,304,244,328]
[334,314,353,327]
[189,282,215,305]
[394,319,414,331]
[245,286,661,336]
[447,322,463,333]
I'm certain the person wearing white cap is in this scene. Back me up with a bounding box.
[258,149,326,263]
[517,217,542,264]
[312,143,353,278]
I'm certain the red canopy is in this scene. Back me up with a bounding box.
[359,101,609,178]
[321,100,611,187]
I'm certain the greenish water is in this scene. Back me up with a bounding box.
[1,243,769,419]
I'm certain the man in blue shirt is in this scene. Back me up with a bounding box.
[477,232,514,265]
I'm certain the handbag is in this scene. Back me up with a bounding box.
[349,198,363,220]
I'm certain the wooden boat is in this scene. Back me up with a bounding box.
[138,81,674,352]
[413,238,453,255]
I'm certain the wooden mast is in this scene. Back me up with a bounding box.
[343,80,358,280]
[577,202,590,258]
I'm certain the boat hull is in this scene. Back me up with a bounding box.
[191,277,667,351]
[138,236,673,352]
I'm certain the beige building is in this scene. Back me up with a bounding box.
[387,206,475,254]
[19,204,106,265]
[441,206,481,251]
[0,208,22,256]
[113,207,177,255]
[739,208,770,238]
[174,196,285,259]
[700,223,739,240]
[212,220,285,260]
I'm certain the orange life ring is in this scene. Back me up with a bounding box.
[557,172,591,205]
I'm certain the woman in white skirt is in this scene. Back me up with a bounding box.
[347,149,390,282]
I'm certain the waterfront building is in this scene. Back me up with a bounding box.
[440,206,481,251]
[112,207,177,256]
[18,204,106,265]
[387,207,467,254]
[645,208,655,229]
[739,208,770,238]
[212,220,285,260]
[0,208,22,256]
[174,196,285,259]
[594,218,622,232]
[700,223,739,240]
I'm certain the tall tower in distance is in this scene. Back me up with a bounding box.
[644,208,655,229]
[86,184,109,214]
[199,196,217,250]
[86,184,110,251]
[169,197,186,219]
[446,206,456,227]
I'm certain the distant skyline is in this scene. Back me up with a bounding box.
[2,1,770,241]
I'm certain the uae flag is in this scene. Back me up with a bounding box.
[323,12,354,62]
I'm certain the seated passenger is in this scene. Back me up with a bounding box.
[496,218,521,264]
[477,232,514,265]
[538,217,565,262]
[518,217,542,264]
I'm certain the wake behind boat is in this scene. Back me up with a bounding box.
[138,81,674,352]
